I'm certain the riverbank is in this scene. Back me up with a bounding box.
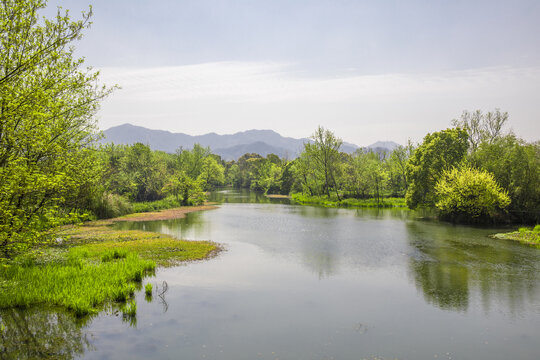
[113,204,218,222]
[265,194,291,199]
[492,225,540,246]
[290,193,407,208]
[0,206,221,317]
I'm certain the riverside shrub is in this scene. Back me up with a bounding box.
[435,166,510,222]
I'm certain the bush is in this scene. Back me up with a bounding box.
[435,166,510,223]
[93,193,133,219]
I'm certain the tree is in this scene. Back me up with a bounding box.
[162,171,204,206]
[435,166,510,222]
[471,136,540,223]
[452,109,508,152]
[198,156,225,190]
[387,141,414,195]
[0,1,113,257]
[304,126,343,199]
[406,128,468,209]
[175,144,211,179]
[123,143,167,202]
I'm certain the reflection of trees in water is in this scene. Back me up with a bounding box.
[301,247,338,279]
[116,212,208,240]
[406,221,540,313]
[0,308,91,359]
[208,189,290,205]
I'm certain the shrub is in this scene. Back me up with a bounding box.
[93,193,133,219]
[435,166,510,223]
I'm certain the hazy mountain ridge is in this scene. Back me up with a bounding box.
[101,123,399,161]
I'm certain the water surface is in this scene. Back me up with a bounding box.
[3,190,540,359]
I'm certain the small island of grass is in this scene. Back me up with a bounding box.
[492,225,540,246]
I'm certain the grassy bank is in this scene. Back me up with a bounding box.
[0,210,219,317]
[290,193,407,208]
[492,225,540,246]
[95,194,203,220]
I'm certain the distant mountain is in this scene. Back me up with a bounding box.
[367,141,400,152]
[213,141,292,161]
[100,123,398,161]
[366,141,401,154]
[101,124,314,160]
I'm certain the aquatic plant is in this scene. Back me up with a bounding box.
[122,300,137,317]
[0,249,154,317]
[145,283,153,297]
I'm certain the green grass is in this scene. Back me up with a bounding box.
[131,196,182,214]
[0,221,219,317]
[145,283,153,297]
[492,225,540,246]
[291,193,407,208]
[122,300,137,317]
[0,249,155,317]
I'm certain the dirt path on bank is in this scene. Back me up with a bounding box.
[112,204,219,222]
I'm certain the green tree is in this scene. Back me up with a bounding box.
[198,156,225,190]
[0,1,112,257]
[406,128,468,209]
[435,166,510,222]
[175,144,211,179]
[471,136,540,223]
[162,171,204,206]
[452,109,508,152]
[123,143,167,202]
[303,126,343,199]
[386,141,414,195]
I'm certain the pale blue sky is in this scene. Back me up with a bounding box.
[46,0,540,145]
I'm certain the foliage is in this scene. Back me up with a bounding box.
[492,227,540,246]
[0,249,154,317]
[435,166,510,222]
[291,193,406,208]
[162,172,205,206]
[198,156,225,190]
[57,222,218,266]
[0,221,218,316]
[470,136,540,223]
[406,128,469,209]
[304,126,343,199]
[452,109,508,152]
[130,195,180,213]
[90,192,133,219]
[0,0,113,257]
[144,283,153,297]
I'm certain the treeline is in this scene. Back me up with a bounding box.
[222,110,540,224]
[80,144,226,219]
[223,130,412,202]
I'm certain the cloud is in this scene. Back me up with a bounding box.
[97,62,540,144]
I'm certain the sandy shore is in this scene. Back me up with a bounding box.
[113,204,219,222]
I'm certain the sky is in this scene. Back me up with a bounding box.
[45,0,540,146]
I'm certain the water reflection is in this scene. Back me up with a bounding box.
[115,211,208,240]
[0,308,91,359]
[406,221,540,313]
[209,189,290,205]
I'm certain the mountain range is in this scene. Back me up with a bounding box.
[100,123,400,161]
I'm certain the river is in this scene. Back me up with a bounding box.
[2,190,540,359]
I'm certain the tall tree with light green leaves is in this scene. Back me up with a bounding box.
[0,0,113,257]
